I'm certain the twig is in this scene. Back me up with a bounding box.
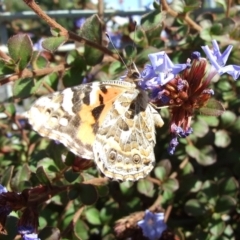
[146,176,162,185]
[160,0,202,32]
[61,205,85,237]
[0,63,67,86]
[149,195,163,212]
[22,0,121,62]
[226,0,232,18]
[164,204,172,222]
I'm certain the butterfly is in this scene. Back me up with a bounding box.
[27,65,164,181]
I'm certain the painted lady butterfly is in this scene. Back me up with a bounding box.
[27,65,164,181]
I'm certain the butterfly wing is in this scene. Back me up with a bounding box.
[27,81,136,159]
[93,89,164,181]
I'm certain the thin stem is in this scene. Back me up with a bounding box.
[22,0,121,62]
[226,0,232,18]
[160,0,202,32]
[0,63,67,86]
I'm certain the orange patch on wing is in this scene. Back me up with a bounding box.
[96,88,126,125]
[99,88,125,102]
[77,104,96,145]
[77,87,126,145]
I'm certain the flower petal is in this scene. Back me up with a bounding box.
[148,51,174,72]
[219,65,240,80]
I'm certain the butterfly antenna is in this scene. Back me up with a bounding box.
[132,20,137,51]
[105,32,128,70]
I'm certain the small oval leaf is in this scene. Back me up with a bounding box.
[8,34,33,71]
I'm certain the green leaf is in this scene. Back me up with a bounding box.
[4,103,16,116]
[209,218,225,237]
[214,130,231,148]
[217,80,232,91]
[36,166,52,185]
[122,45,137,61]
[1,166,14,189]
[108,61,125,77]
[11,163,31,191]
[218,177,239,197]
[68,189,80,200]
[130,28,148,48]
[42,36,68,52]
[119,181,134,196]
[198,180,218,205]
[13,78,42,98]
[84,46,104,66]
[78,184,98,205]
[38,227,61,240]
[215,195,236,214]
[96,185,109,197]
[64,169,80,183]
[134,47,159,65]
[200,99,225,116]
[186,145,200,160]
[160,190,174,207]
[4,216,18,239]
[78,15,104,66]
[154,166,167,181]
[31,51,49,70]
[85,208,101,225]
[158,159,172,175]
[62,67,85,88]
[192,117,209,137]
[137,179,155,197]
[0,59,15,75]
[198,115,219,127]
[141,10,166,32]
[73,219,89,240]
[140,11,165,44]
[183,1,201,12]
[162,178,179,192]
[37,158,59,180]
[180,175,202,193]
[8,34,33,71]
[230,117,240,132]
[184,199,206,216]
[220,111,237,128]
[65,151,76,166]
[195,145,216,166]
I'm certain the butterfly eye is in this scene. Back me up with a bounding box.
[132,154,141,164]
[130,71,140,80]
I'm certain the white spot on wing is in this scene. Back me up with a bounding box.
[61,88,74,115]
[59,117,69,126]
[35,95,59,111]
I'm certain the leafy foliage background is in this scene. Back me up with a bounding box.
[0,0,240,239]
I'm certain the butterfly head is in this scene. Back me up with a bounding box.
[122,62,142,84]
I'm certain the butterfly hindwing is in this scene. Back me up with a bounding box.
[93,89,164,181]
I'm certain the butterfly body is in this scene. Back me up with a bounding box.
[28,73,164,181]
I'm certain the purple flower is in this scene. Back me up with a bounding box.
[202,40,240,80]
[168,137,179,155]
[22,233,40,240]
[107,32,122,49]
[0,185,11,215]
[0,185,7,194]
[136,39,240,155]
[137,210,167,240]
[33,38,44,51]
[18,225,40,240]
[139,52,189,97]
[75,18,86,28]
[18,226,35,235]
